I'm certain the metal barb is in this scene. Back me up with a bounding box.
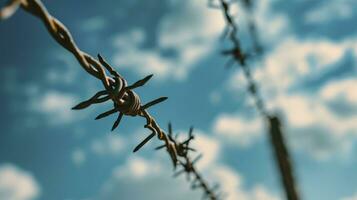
[155,124,223,200]
[133,132,156,153]
[95,108,118,120]
[141,97,168,110]
[126,74,153,90]
[111,112,123,131]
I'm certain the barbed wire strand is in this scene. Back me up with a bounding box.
[209,0,300,200]
[156,123,226,200]
[0,0,220,199]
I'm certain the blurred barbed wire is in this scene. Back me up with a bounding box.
[209,0,301,200]
[0,0,221,199]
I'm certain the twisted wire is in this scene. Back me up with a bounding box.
[0,0,221,199]
[209,0,300,200]
[156,124,225,200]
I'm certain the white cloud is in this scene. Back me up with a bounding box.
[274,93,357,160]
[213,114,263,147]
[97,156,202,200]
[189,131,221,169]
[72,148,86,167]
[227,36,356,105]
[220,83,357,160]
[112,28,173,78]
[211,166,280,200]
[342,192,357,200]
[113,157,162,180]
[111,0,291,81]
[222,35,357,160]
[304,0,356,24]
[252,37,349,94]
[254,0,290,43]
[92,130,279,200]
[95,154,279,200]
[112,1,224,81]
[91,134,126,156]
[46,53,80,85]
[0,164,41,200]
[30,91,78,125]
[320,79,357,106]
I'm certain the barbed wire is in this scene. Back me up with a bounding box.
[0,0,221,199]
[209,0,301,200]
[156,123,226,200]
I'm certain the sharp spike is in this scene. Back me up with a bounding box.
[186,147,196,152]
[141,97,168,110]
[72,90,108,110]
[168,122,173,136]
[72,100,93,110]
[182,126,194,146]
[182,138,193,146]
[111,112,123,131]
[173,169,185,177]
[126,74,153,90]
[95,108,118,120]
[133,132,156,152]
[154,144,166,150]
[189,126,194,136]
[168,134,175,142]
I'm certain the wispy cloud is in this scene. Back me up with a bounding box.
[0,164,41,200]
[220,35,357,160]
[304,0,356,24]
[111,1,224,81]
[30,90,78,125]
[213,114,263,147]
[93,131,279,200]
[211,166,280,200]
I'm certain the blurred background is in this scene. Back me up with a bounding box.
[0,0,356,199]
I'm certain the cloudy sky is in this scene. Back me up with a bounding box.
[0,0,356,200]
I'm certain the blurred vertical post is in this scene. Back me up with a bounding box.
[268,115,300,200]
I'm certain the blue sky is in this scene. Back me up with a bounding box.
[0,0,356,200]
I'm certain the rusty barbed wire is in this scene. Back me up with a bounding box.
[209,0,301,200]
[0,0,221,199]
[156,123,225,200]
